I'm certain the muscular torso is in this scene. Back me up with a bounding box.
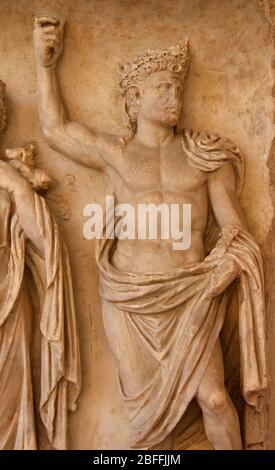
[104,134,209,273]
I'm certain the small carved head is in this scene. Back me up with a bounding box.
[0,80,7,135]
[5,142,52,193]
[119,42,189,134]
[5,141,37,166]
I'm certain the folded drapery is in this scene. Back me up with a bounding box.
[97,226,267,448]
[96,129,267,449]
[0,191,80,449]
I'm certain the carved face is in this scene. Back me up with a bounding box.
[137,70,183,127]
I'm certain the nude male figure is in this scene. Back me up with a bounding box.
[33,16,247,449]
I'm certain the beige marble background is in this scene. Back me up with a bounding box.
[0,0,274,449]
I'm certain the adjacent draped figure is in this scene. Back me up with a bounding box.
[97,130,267,449]
[0,190,80,449]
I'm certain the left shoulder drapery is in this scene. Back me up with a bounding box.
[181,129,244,196]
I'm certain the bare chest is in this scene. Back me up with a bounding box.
[108,144,207,197]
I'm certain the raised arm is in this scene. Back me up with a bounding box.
[33,16,111,171]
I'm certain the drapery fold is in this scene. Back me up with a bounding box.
[97,226,267,448]
[0,191,80,449]
[97,129,267,449]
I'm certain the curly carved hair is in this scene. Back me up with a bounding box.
[0,80,7,135]
[119,43,189,134]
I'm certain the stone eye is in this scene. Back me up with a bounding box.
[158,83,170,92]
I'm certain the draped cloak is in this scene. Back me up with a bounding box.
[0,190,80,449]
[96,129,267,449]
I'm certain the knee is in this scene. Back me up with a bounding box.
[198,389,229,416]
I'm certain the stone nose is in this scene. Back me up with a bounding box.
[167,97,179,109]
[169,85,180,99]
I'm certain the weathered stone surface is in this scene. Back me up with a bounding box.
[0,0,274,449]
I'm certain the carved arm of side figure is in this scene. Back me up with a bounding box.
[0,159,45,254]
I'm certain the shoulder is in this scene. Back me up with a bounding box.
[95,133,133,173]
[68,124,129,155]
[180,128,244,195]
[99,131,130,149]
[207,161,237,191]
[98,132,130,156]
[181,128,240,154]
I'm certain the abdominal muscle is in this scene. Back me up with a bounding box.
[111,230,206,273]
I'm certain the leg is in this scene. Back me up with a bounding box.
[102,301,157,396]
[196,340,242,450]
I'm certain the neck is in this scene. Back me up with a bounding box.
[135,115,175,148]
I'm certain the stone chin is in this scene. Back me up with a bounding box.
[159,113,180,128]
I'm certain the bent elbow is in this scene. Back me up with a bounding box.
[42,124,64,149]
[42,125,56,142]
